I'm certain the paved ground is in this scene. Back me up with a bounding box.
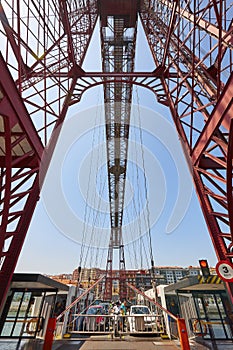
[80,339,179,349]
[78,336,212,350]
[0,337,232,350]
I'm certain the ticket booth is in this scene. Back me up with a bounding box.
[162,275,233,341]
[0,273,69,339]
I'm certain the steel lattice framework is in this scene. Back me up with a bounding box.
[0,0,233,309]
[100,13,137,300]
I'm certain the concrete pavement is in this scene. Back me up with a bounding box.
[78,336,208,350]
[1,336,233,349]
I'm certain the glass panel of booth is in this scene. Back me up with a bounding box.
[0,290,44,337]
[193,292,233,339]
[1,291,32,337]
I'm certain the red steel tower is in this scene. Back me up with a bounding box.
[0,0,233,309]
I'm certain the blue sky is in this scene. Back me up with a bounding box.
[15,17,217,275]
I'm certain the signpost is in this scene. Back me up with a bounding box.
[216,260,233,282]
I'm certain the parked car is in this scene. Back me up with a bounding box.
[92,299,103,305]
[99,302,111,314]
[83,305,105,331]
[128,305,156,332]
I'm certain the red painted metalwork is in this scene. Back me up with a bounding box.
[0,53,42,311]
[98,0,139,27]
[139,0,233,303]
[56,276,105,322]
[100,5,138,299]
[42,317,57,350]
[192,75,233,164]
[227,120,233,243]
[0,0,233,311]
[0,0,98,311]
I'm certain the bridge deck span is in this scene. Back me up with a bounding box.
[0,336,211,350]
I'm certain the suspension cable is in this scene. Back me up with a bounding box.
[78,90,105,278]
[134,86,156,280]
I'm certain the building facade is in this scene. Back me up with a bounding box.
[49,266,202,296]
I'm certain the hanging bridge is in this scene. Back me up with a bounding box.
[0,0,233,327]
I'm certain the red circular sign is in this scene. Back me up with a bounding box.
[216,260,233,282]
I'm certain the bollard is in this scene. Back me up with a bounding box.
[43,317,57,350]
[177,318,190,350]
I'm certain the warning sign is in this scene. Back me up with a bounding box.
[216,260,233,282]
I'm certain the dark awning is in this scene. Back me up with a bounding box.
[11,273,69,292]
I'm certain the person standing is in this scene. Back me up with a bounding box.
[113,303,119,315]
[120,300,127,331]
[109,303,120,335]
[120,300,127,315]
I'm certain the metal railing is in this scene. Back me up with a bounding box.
[0,316,44,338]
[64,312,165,338]
[42,278,190,350]
[126,283,191,350]
[189,317,233,339]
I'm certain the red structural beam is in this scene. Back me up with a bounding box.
[0,4,28,78]
[59,0,76,65]
[25,68,170,79]
[56,276,105,321]
[98,0,139,27]
[0,0,233,313]
[140,0,233,305]
[192,74,233,165]
[227,120,233,243]
[0,1,99,313]
[0,54,44,312]
[159,0,232,46]
[0,54,43,160]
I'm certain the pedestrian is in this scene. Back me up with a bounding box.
[120,300,127,331]
[109,303,120,334]
[120,300,127,315]
[113,302,120,315]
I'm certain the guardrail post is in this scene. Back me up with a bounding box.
[43,317,57,350]
[177,318,190,350]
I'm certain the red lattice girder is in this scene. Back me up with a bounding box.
[0,54,42,310]
[0,0,233,309]
[0,0,99,311]
[192,75,233,165]
[140,0,233,302]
